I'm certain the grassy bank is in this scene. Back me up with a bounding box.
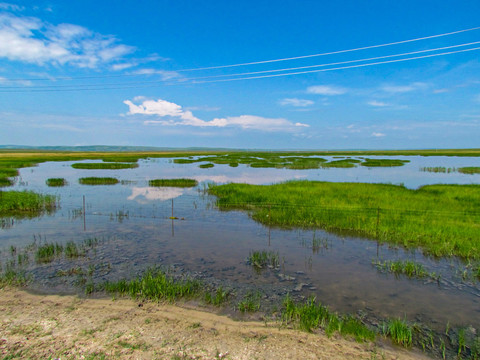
[208,181,480,259]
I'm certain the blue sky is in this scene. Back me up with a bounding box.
[1,1,479,149]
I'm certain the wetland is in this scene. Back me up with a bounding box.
[1,150,480,358]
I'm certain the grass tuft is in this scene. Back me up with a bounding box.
[46,178,67,187]
[149,178,198,187]
[79,177,119,185]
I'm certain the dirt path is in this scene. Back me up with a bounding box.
[0,288,430,359]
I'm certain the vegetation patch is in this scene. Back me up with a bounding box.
[46,178,67,187]
[237,291,261,313]
[321,159,360,168]
[247,250,279,270]
[148,178,198,187]
[458,167,480,175]
[71,162,138,169]
[103,267,200,302]
[282,295,375,342]
[79,177,119,185]
[208,181,480,259]
[204,286,230,306]
[0,190,57,217]
[360,159,409,167]
[199,163,214,168]
[384,318,413,348]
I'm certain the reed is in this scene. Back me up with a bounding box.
[35,242,63,263]
[148,178,198,187]
[420,167,456,173]
[0,190,57,216]
[209,181,480,259]
[386,318,413,348]
[79,177,119,185]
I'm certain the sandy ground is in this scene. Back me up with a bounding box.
[0,288,431,360]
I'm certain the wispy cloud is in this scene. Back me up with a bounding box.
[124,98,309,132]
[0,12,135,68]
[131,68,181,80]
[371,132,386,137]
[279,98,314,107]
[381,82,428,94]
[367,100,390,107]
[306,85,347,95]
[0,2,24,11]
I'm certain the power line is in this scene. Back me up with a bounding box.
[178,26,480,71]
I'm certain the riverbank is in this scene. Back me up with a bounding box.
[0,288,429,359]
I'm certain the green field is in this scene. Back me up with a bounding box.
[208,181,480,259]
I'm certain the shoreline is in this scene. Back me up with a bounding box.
[0,287,430,359]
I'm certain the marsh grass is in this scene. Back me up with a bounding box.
[420,167,456,173]
[361,159,409,167]
[282,295,375,342]
[247,250,279,269]
[199,163,214,168]
[35,242,64,263]
[104,267,200,302]
[148,178,198,187]
[373,260,439,280]
[0,190,57,216]
[46,178,67,187]
[72,162,138,169]
[321,159,360,168]
[79,177,119,185]
[208,181,480,259]
[0,265,29,288]
[458,167,480,174]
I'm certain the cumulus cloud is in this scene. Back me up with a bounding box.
[0,12,135,68]
[279,98,314,107]
[306,85,347,95]
[124,98,309,132]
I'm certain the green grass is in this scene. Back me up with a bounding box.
[71,162,138,169]
[103,267,200,302]
[148,178,198,187]
[385,318,413,348]
[360,159,409,167]
[79,177,119,185]
[282,295,375,342]
[0,190,57,217]
[458,167,480,174]
[0,266,29,288]
[204,286,230,306]
[321,159,360,168]
[208,181,480,259]
[373,259,439,280]
[237,291,261,313]
[46,178,67,187]
[247,250,279,269]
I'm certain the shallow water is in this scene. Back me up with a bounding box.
[1,155,479,331]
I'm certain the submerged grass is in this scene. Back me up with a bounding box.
[46,178,67,187]
[420,167,456,173]
[104,267,200,302]
[148,178,198,187]
[79,177,119,185]
[0,190,57,216]
[373,259,439,280]
[72,162,138,170]
[282,295,375,342]
[208,181,480,259]
[247,250,279,269]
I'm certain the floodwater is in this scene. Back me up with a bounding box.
[1,155,479,331]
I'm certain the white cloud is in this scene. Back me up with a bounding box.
[131,68,180,80]
[0,13,135,68]
[279,98,314,107]
[367,100,390,107]
[306,85,347,95]
[124,98,309,132]
[371,132,386,137]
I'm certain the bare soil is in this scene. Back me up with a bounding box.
[0,288,430,359]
